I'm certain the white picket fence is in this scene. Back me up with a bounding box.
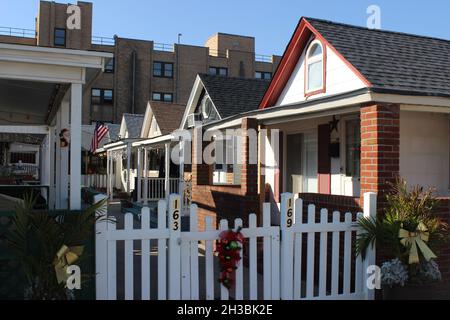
[95,192,376,300]
[82,174,107,189]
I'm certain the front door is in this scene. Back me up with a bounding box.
[285,131,318,194]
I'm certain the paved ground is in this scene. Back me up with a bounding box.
[108,201,266,300]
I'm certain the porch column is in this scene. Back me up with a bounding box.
[106,150,110,198]
[137,147,142,202]
[179,139,185,212]
[70,83,82,210]
[143,147,148,205]
[109,152,114,200]
[165,143,171,199]
[60,99,70,209]
[55,108,62,209]
[126,143,131,194]
[360,103,400,208]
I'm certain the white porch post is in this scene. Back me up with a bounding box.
[137,147,142,202]
[109,152,114,200]
[126,143,131,194]
[55,108,62,209]
[106,150,110,198]
[70,83,82,210]
[143,147,148,205]
[179,139,185,212]
[165,143,170,199]
[60,99,70,209]
[43,130,56,210]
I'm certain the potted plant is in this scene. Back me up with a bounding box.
[5,193,108,300]
[356,179,449,300]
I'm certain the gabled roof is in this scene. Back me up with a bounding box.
[308,18,450,96]
[122,113,144,138]
[150,102,185,135]
[106,123,120,141]
[261,17,450,108]
[199,74,270,118]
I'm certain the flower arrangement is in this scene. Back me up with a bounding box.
[356,179,449,296]
[380,258,409,288]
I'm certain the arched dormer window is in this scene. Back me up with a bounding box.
[305,39,325,95]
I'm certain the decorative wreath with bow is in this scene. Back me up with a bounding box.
[215,227,244,290]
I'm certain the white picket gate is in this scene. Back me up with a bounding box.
[95,192,376,300]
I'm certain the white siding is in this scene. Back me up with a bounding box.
[400,111,450,196]
[276,41,367,106]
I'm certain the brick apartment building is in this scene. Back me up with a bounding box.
[0,1,280,125]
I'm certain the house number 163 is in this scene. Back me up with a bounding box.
[172,199,180,231]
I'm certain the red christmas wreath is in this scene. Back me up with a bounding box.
[215,227,244,290]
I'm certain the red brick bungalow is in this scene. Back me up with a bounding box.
[188,17,450,297]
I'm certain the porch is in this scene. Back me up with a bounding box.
[0,43,112,211]
[103,135,191,217]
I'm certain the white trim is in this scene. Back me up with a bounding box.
[132,134,174,147]
[372,93,450,108]
[0,43,113,57]
[0,42,112,69]
[305,39,324,93]
[0,125,50,134]
[400,104,450,113]
[180,75,222,129]
[180,76,204,129]
[205,92,372,132]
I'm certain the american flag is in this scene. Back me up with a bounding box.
[90,122,109,154]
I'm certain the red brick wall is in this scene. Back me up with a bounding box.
[434,198,450,298]
[191,118,260,230]
[360,103,400,208]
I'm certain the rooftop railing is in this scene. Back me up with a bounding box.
[153,42,174,52]
[92,36,115,46]
[255,54,273,63]
[0,26,36,38]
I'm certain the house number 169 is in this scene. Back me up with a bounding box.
[286,198,294,228]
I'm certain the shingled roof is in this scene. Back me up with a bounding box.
[198,74,270,118]
[150,102,185,135]
[123,113,144,138]
[307,17,450,97]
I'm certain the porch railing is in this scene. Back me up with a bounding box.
[140,178,179,201]
[82,174,108,189]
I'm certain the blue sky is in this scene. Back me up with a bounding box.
[1,0,450,55]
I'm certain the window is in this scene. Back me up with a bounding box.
[345,119,361,177]
[91,89,114,122]
[209,67,228,76]
[255,71,272,80]
[305,40,325,93]
[103,89,113,103]
[153,61,173,78]
[213,134,242,185]
[152,92,173,102]
[54,28,66,47]
[105,58,114,73]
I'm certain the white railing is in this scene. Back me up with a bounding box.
[10,163,39,177]
[95,192,376,300]
[82,174,108,189]
[140,178,180,201]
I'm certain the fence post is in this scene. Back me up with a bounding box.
[94,193,108,300]
[363,192,377,300]
[168,193,182,299]
[280,192,294,300]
